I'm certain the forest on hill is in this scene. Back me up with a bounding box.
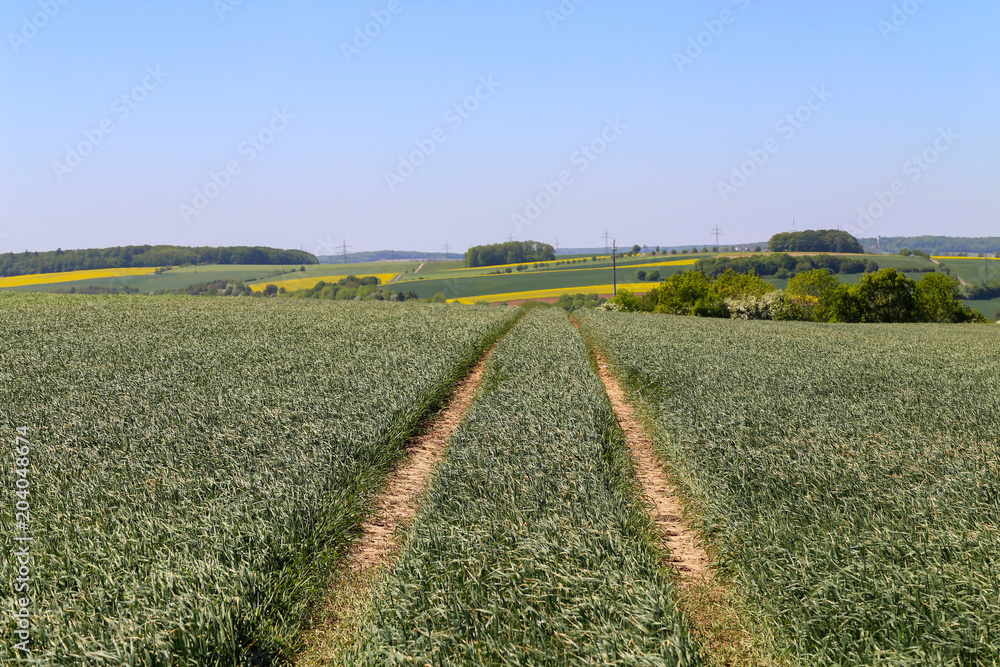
[860,236,1000,255]
[768,230,864,254]
[0,245,317,277]
[465,241,556,268]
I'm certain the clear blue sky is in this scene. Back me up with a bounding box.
[1,0,997,255]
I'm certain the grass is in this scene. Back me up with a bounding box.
[340,309,702,665]
[576,311,1000,666]
[0,294,518,665]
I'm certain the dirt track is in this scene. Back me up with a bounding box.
[591,351,711,582]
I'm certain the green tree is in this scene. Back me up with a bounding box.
[714,269,775,299]
[787,269,840,300]
[650,271,727,317]
[915,273,985,323]
[787,269,840,321]
[899,248,912,256]
[854,268,918,322]
[610,289,644,312]
[631,244,641,254]
[824,284,864,323]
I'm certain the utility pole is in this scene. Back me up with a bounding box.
[340,239,351,264]
[612,238,617,296]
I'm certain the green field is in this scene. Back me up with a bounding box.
[8,253,988,311]
[0,294,517,664]
[576,311,1000,665]
[930,256,999,286]
[2,291,999,664]
[344,310,700,665]
[394,255,704,299]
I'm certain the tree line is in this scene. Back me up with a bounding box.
[608,268,986,323]
[695,253,877,279]
[465,241,555,268]
[0,245,318,277]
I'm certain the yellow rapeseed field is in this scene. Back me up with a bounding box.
[0,267,160,289]
[249,273,400,292]
[449,283,654,304]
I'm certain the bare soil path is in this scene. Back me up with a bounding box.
[578,325,783,666]
[350,351,490,570]
[592,351,711,582]
[296,345,494,665]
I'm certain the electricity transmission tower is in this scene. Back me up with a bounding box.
[339,239,351,264]
[711,225,723,248]
[601,230,612,252]
[443,242,450,257]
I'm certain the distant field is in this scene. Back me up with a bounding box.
[3,255,993,316]
[248,273,401,293]
[0,262,422,293]
[1,264,301,292]
[0,267,159,289]
[931,256,1000,285]
[451,282,651,304]
[397,256,701,299]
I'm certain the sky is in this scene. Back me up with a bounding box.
[1,0,997,256]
